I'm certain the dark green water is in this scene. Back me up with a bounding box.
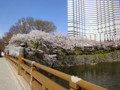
[58,62,120,90]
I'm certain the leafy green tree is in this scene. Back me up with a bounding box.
[34,19,56,32]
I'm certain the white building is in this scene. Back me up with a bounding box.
[67,0,120,41]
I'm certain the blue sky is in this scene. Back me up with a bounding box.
[0,0,67,38]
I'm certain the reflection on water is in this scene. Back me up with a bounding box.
[58,62,120,90]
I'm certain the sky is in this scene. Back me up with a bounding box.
[0,0,67,38]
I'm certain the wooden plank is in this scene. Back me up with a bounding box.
[32,81,42,90]
[9,57,18,64]
[21,70,31,83]
[34,63,71,82]
[32,71,67,90]
[21,64,31,74]
[22,58,32,64]
[77,80,108,90]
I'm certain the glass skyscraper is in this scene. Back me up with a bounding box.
[67,0,120,41]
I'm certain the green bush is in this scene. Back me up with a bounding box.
[58,51,66,56]
[35,51,44,58]
[30,40,42,48]
[74,48,82,55]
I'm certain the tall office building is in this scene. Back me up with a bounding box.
[67,0,120,41]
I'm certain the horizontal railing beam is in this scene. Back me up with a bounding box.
[32,80,42,90]
[77,80,107,90]
[9,57,18,64]
[32,71,67,90]
[22,58,32,64]
[34,62,71,82]
[21,64,31,74]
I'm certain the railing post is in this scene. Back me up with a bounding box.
[70,81,81,90]
[69,76,82,90]
[18,43,25,75]
[30,61,36,89]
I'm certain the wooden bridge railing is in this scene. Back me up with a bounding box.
[5,53,107,90]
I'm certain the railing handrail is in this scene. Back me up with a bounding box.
[5,54,108,90]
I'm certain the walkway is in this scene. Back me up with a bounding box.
[0,57,22,90]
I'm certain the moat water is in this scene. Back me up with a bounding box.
[58,62,120,90]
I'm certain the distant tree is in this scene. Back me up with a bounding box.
[16,17,34,33]
[9,17,56,34]
[34,19,57,32]
[2,32,13,43]
[0,32,13,51]
[0,39,4,51]
[9,25,19,34]
[9,17,34,34]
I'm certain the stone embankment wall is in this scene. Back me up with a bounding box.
[26,51,120,67]
[57,51,120,67]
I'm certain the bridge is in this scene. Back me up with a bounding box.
[0,48,108,90]
[0,57,22,90]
